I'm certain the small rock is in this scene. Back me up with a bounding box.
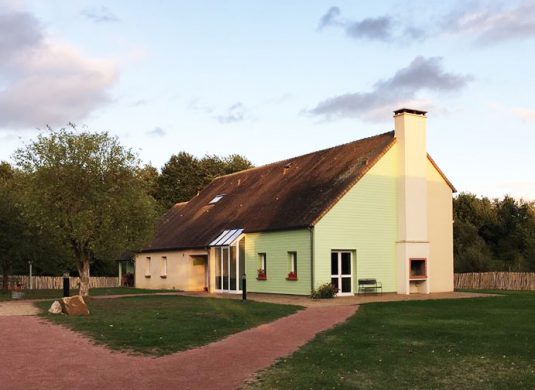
[60,295,90,316]
[48,301,62,314]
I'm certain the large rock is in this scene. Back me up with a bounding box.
[48,300,62,314]
[60,295,90,316]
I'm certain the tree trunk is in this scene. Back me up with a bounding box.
[78,260,90,297]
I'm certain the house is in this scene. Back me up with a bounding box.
[135,108,455,295]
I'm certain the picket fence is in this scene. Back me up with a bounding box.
[0,275,119,290]
[454,272,535,291]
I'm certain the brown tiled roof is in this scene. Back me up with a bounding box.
[143,131,396,251]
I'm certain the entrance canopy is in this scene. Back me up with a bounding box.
[209,229,244,247]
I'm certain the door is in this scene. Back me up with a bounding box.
[215,245,242,293]
[331,251,353,296]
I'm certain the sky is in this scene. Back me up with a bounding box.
[0,0,534,199]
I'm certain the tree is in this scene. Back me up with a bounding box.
[14,127,159,296]
[155,152,253,208]
[0,162,28,291]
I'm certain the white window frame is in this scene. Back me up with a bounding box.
[145,257,151,277]
[161,256,167,277]
[258,253,267,273]
[288,251,297,274]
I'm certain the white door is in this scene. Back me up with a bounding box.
[331,251,353,296]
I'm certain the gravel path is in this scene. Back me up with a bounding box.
[0,304,357,390]
[0,301,40,316]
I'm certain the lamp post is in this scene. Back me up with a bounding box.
[241,273,247,302]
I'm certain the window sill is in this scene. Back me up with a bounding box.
[286,277,298,281]
[160,275,167,279]
[145,275,151,278]
[256,276,267,281]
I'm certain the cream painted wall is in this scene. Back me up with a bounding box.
[135,249,208,291]
[314,145,399,293]
[427,160,454,292]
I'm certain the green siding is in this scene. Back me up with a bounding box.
[314,146,398,293]
[245,229,311,295]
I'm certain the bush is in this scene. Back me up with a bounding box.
[311,283,338,299]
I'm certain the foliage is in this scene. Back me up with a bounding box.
[453,193,535,272]
[155,152,253,208]
[248,292,535,389]
[14,126,160,295]
[311,283,338,299]
[38,295,300,356]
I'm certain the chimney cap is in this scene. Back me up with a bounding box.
[394,108,427,116]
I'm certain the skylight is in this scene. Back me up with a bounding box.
[209,194,224,204]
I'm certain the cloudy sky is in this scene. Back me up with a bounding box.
[1,0,534,199]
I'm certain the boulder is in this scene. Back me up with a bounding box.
[60,295,90,316]
[48,300,62,314]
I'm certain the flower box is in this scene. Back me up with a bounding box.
[257,269,267,280]
[286,272,298,281]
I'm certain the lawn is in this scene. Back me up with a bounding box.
[0,287,170,301]
[247,291,535,390]
[37,295,301,356]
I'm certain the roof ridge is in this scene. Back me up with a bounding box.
[212,130,395,181]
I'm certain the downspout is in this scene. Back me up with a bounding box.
[309,226,314,293]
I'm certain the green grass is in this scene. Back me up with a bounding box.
[0,287,171,301]
[37,295,300,356]
[248,292,535,390]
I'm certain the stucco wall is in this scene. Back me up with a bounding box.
[427,160,454,292]
[245,229,311,295]
[314,145,399,293]
[135,249,208,291]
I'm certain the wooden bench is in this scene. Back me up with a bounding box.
[357,279,382,295]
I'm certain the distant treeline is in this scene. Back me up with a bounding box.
[454,193,535,273]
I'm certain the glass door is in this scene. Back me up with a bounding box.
[215,243,242,293]
[331,251,353,296]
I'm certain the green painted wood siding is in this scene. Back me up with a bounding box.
[245,229,311,295]
[314,145,399,293]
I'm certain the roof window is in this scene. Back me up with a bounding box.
[209,194,224,204]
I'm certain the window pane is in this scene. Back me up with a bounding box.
[331,278,339,290]
[331,252,338,275]
[341,277,351,293]
[239,238,245,289]
[215,249,221,289]
[341,252,351,275]
[230,246,237,290]
[223,248,229,290]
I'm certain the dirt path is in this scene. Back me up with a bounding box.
[0,301,40,316]
[0,304,356,390]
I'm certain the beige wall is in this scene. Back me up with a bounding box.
[427,160,454,292]
[135,249,208,291]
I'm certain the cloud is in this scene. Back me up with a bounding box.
[444,2,535,44]
[308,56,472,121]
[511,107,535,122]
[81,6,119,23]
[0,7,118,129]
[318,6,394,41]
[215,102,247,124]
[146,127,166,137]
[318,6,341,29]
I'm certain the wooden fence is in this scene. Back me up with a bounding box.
[454,272,535,291]
[0,275,119,290]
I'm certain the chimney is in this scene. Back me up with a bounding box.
[394,108,430,294]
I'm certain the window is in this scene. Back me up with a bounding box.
[209,194,224,204]
[287,252,297,280]
[145,257,151,277]
[161,256,167,278]
[257,253,267,279]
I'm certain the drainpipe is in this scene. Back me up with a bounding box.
[309,226,314,293]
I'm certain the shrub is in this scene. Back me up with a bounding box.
[311,283,338,299]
